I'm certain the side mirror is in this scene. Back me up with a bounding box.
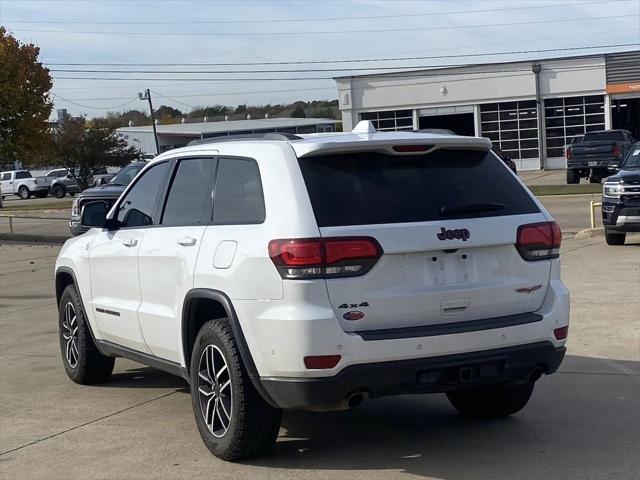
[81,201,108,228]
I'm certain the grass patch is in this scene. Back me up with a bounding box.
[529,184,602,196]
[0,200,72,212]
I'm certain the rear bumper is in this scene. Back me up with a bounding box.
[567,159,620,171]
[261,341,565,410]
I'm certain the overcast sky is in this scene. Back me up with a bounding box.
[2,0,639,118]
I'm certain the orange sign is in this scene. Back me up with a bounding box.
[606,82,640,94]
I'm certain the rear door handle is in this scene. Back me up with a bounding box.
[122,239,138,247]
[177,236,197,247]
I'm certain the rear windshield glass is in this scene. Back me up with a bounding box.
[298,149,539,227]
[583,131,625,142]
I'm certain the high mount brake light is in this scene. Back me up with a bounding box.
[392,145,433,153]
[516,222,562,261]
[268,237,382,280]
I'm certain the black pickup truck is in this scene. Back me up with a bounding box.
[601,142,640,245]
[566,130,635,184]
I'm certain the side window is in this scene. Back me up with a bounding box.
[116,162,170,228]
[213,158,265,224]
[1,173,10,181]
[161,158,216,226]
[15,172,31,179]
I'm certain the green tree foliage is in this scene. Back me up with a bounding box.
[189,105,230,118]
[89,110,150,130]
[0,27,53,165]
[52,116,141,191]
[156,105,183,121]
[290,104,306,118]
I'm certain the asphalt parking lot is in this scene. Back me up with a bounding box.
[1,225,639,479]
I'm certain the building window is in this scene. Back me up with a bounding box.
[360,110,413,131]
[480,100,539,160]
[544,95,605,158]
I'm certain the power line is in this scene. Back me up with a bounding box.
[43,43,640,67]
[49,29,640,90]
[58,86,338,102]
[12,14,636,36]
[3,0,624,24]
[52,93,139,110]
[48,53,640,75]
[50,62,623,83]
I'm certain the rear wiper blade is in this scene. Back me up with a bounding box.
[440,201,506,216]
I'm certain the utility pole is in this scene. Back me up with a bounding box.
[531,64,545,170]
[138,89,160,155]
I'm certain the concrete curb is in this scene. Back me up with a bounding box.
[574,227,604,240]
[0,233,69,244]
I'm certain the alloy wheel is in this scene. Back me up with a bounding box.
[61,302,79,368]
[197,345,233,438]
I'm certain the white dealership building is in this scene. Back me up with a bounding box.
[335,50,640,171]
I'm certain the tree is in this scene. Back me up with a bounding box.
[156,105,183,120]
[189,105,229,118]
[0,27,53,166]
[89,110,150,130]
[290,104,306,118]
[52,116,141,191]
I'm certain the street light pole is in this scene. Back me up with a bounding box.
[138,89,160,156]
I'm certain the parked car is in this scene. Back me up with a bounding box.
[601,142,640,245]
[491,145,518,174]
[50,167,109,198]
[69,162,147,235]
[565,129,635,184]
[0,170,50,199]
[55,124,569,461]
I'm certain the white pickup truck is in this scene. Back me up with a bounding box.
[0,170,51,199]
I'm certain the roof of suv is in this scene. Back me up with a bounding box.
[151,125,491,164]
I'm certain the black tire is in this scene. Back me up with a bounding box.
[37,190,48,198]
[18,186,30,199]
[52,185,66,198]
[69,192,76,197]
[446,381,534,419]
[605,230,626,245]
[566,169,579,184]
[190,319,282,461]
[589,174,601,184]
[58,284,114,384]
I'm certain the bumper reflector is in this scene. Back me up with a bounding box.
[304,355,341,369]
[554,326,569,340]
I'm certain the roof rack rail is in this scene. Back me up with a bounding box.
[188,132,302,146]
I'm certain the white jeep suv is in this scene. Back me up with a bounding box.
[54,123,569,461]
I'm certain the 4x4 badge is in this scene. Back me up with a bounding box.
[437,227,470,241]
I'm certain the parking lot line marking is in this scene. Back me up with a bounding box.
[0,390,181,457]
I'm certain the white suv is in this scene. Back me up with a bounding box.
[54,123,569,461]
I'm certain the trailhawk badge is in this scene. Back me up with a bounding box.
[437,227,470,241]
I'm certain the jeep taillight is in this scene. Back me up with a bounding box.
[516,222,562,261]
[565,148,572,160]
[268,237,382,279]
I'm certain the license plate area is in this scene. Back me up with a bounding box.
[588,161,597,166]
[428,252,475,286]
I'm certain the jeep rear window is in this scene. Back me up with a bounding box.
[298,149,539,227]
[582,131,625,142]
